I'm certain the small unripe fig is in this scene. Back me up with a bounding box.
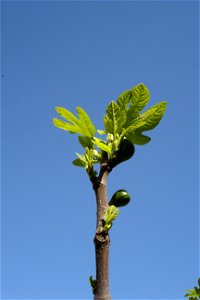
[109,189,131,207]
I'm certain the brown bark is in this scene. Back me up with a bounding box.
[92,163,112,300]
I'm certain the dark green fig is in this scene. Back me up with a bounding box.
[109,189,131,207]
[118,139,135,162]
[109,138,135,168]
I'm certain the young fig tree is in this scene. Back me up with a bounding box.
[53,83,167,300]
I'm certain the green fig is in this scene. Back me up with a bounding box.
[109,138,135,168]
[109,189,131,207]
[118,139,135,162]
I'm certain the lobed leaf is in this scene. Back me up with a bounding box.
[123,101,167,145]
[124,83,150,127]
[104,101,126,137]
[76,106,96,137]
[136,101,167,132]
[53,118,69,130]
[125,119,147,133]
[185,289,200,298]
[55,107,79,125]
[117,89,132,111]
[130,83,150,113]
[54,106,96,137]
[53,119,81,134]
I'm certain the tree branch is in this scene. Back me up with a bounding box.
[93,161,112,300]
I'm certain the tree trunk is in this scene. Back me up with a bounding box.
[93,163,112,300]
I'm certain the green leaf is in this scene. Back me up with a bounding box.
[89,275,96,288]
[53,118,69,130]
[105,205,119,222]
[85,147,94,167]
[55,106,80,125]
[97,129,106,135]
[78,136,93,149]
[194,287,200,295]
[76,106,96,137]
[73,152,87,168]
[124,119,147,133]
[73,148,99,169]
[103,205,119,231]
[72,158,86,167]
[104,101,126,137]
[92,149,102,162]
[89,276,96,294]
[124,83,150,127]
[185,289,199,298]
[125,132,151,145]
[135,101,167,132]
[121,99,167,145]
[54,106,96,137]
[92,137,112,156]
[186,290,197,294]
[131,83,150,113]
[117,89,132,111]
[53,119,80,134]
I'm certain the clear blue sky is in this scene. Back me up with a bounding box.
[1,1,199,299]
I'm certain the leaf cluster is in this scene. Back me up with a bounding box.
[185,279,200,300]
[53,83,167,178]
[102,205,119,232]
